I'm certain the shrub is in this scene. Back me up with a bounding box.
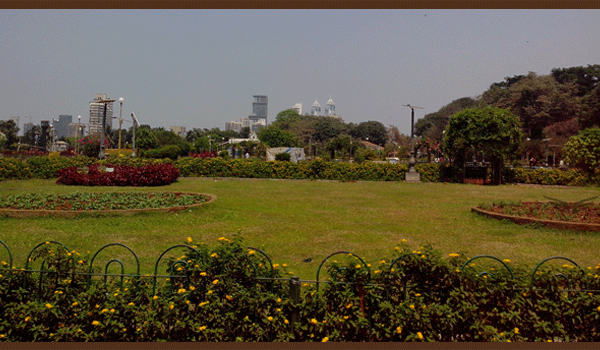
[143,145,181,160]
[56,163,180,186]
[274,153,291,162]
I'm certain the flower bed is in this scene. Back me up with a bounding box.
[0,192,216,218]
[56,163,179,186]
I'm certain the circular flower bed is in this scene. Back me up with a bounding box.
[473,200,600,232]
[0,192,216,218]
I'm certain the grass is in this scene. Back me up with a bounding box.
[1,178,600,280]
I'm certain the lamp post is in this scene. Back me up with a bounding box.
[77,115,81,154]
[98,99,115,159]
[402,104,424,182]
[131,112,139,158]
[118,97,124,149]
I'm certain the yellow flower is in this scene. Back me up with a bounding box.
[374,270,380,274]
[211,253,218,258]
[187,237,193,244]
[401,239,407,243]
[267,316,273,322]
[415,293,421,297]
[153,295,158,300]
[417,332,423,340]
[189,286,195,291]
[380,260,386,264]
[169,304,174,310]
[25,316,31,322]
[45,241,50,245]
[92,321,100,326]
[114,293,118,297]
[200,272,207,277]
[311,318,318,325]
[207,290,213,295]
[449,253,460,258]
[248,250,255,255]
[212,279,219,285]
[226,295,233,301]
[277,298,281,303]
[503,259,511,263]
[72,302,78,307]
[322,337,329,342]
[409,305,415,309]
[343,316,349,320]
[284,319,289,325]
[282,264,287,267]
[356,264,361,269]
[45,303,52,309]
[514,327,519,334]
[110,309,115,313]
[346,303,353,309]
[198,326,207,331]
[78,260,84,265]
[177,288,186,294]
[101,308,108,313]
[128,302,134,306]
[396,326,402,334]
[185,300,190,305]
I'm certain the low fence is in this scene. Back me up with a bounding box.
[1,239,596,301]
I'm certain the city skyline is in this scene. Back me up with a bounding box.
[1,10,599,135]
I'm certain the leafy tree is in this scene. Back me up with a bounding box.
[551,64,600,97]
[313,117,348,143]
[563,128,600,173]
[239,127,251,138]
[257,125,297,148]
[0,120,19,149]
[135,128,159,150]
[415,97,475,143]
[442,107,522,185]
[350,121,387,146]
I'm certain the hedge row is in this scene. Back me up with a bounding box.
[1,156,600,186]
[1,238,600,341]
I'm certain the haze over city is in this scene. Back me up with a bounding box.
[1,9,599,135]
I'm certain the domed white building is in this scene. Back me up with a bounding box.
[325,96,336,116]
[311,99,322,116]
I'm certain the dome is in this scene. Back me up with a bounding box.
[312,99,321,108]
[326,96,335,106]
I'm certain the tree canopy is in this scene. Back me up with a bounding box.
[563,127,600,173]
[442,107,522,184]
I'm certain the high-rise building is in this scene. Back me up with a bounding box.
[249,95,268,124]
[291,103,303,115]
[311,99,322,116]
[52,115,72,138]
[9,116,20,134]
[89,94,114,136]
[325,96,336,116]
[170,126,186,138]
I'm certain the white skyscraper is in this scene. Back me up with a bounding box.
[311,99,321,116]
[325,96,336,116]
[89,94,114,136]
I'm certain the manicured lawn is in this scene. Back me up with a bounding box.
[1,178,600,280]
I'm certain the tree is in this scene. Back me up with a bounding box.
[135,128,159,150]
[563,128,600,173]
[313,117,348,143]
[442,107,522,185]
[415,97,475,143]
[0,120,20,149]
[351,121,387,146]
[257,125,297,148]
[551,64,600,97]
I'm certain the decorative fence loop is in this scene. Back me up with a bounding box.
[316,251,370,293]
[531,256,587,291]
[153,244,202,296]
[88,243,140,288]
[461,255,515,280]
[23,240,72,290]
[0,239,13,270]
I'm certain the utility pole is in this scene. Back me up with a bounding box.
[402,104,424,182]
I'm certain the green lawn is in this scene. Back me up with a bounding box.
[1,178,600,280]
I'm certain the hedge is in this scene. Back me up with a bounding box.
[1,156,600,186]
[1,238,600,341]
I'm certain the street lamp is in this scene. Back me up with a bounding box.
[118,97,124,149]
[77,115,81,154]
[131,112,140,157]
[402,104,424,182]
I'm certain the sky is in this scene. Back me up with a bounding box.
[1,9,599,136]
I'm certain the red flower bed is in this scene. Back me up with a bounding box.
[56,163,180,186]
[189,151,217,159]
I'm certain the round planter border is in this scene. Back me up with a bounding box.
[472,206,600,232]
[0,192,216,218]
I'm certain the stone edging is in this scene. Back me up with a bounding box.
[0,192,216,219]
[471,207,600,232]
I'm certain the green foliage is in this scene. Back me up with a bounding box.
[274,153,291,162]
[563,128,600,173]
[257,126,297,148]
[350,121,388,146]
[3,239,600,341]
[143,145,181,160]
[135,128,159,150]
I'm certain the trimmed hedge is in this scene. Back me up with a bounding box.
[2,155,600,186]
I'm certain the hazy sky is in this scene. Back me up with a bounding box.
[1,9,599,135]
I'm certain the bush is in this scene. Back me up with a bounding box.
[143,145,181,160]
[274,153,291,162]
[2,239,600,341]
[56,163,180,186]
